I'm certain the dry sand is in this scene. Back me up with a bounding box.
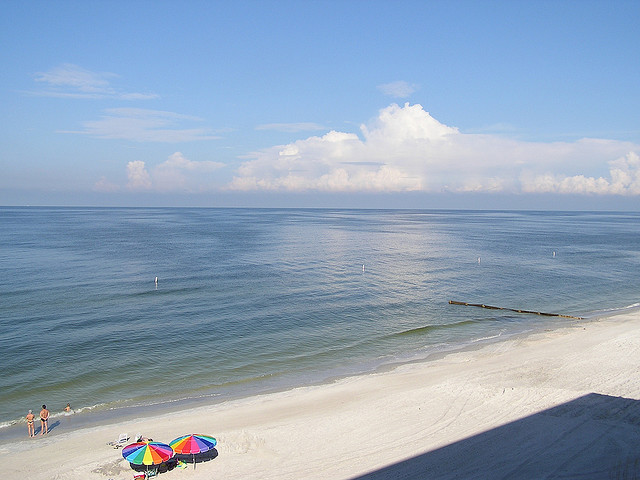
[3,311,640,480]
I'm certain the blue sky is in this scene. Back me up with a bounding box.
[1,0,639,209]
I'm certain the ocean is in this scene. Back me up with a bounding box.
[1,207,639,441]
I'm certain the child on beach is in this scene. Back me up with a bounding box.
[26,410,35,437]
[39,405,49,435]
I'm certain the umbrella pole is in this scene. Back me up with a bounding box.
[193,453,196,469]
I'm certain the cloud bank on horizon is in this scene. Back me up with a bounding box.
[222,103,640,196]
[117,152,224,193]
[119,103,640,197]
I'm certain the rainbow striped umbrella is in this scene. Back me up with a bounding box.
[169,434,217,468]
[122,441,175,466]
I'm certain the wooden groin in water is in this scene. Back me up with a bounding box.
[449,300,584,320]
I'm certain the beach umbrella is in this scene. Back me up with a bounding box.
[169,434,217,469]
[122,441,175,471]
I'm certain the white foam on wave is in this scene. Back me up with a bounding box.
[586,302,640,318]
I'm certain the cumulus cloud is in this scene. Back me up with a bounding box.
[65,108,220,142]
[125,152,225,192]
[377,81,418,98]
[31,64,158,100]
[228,103,640,196]
[521,152,640,195]
[126,160,152,190]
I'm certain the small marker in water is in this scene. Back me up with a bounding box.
[478,257,481,264]
[155,276,158,284]
[362,264,365,272]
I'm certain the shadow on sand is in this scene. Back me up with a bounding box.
[130,448,219,475]
[352,393,640,480]
[176,448,219,468]
[34,420,60,436]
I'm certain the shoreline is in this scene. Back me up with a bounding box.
[0,310,585,444]
[3,310,640,479]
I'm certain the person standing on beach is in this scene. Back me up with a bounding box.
[39,405,49,435]
[26,410,35,437]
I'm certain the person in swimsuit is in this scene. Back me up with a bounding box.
[40,405,49,435]
[64,403,71,412]
[26,410,35,437]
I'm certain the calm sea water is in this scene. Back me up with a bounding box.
[1,207,639,438]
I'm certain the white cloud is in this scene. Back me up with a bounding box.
[228,103,640,196]
[119,92,160,101]
[125,152,225,192]
[153,152,225,191]
[93,176,120,192]
[35,64,115,94]
[31,64,158,100]
[521,152,640,195]
[126,160,152,190]
[377,81,418,98]
[256,122,327,132]
[66,108,219,143]
[609,152,640,194]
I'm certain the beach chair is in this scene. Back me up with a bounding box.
[107,432,129,448]
[145,467,158,479]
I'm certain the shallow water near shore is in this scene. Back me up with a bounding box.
[1,207,639,442]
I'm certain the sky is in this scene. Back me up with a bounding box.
[1,0,639,210]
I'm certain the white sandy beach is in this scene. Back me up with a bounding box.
[3,311,640,480]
